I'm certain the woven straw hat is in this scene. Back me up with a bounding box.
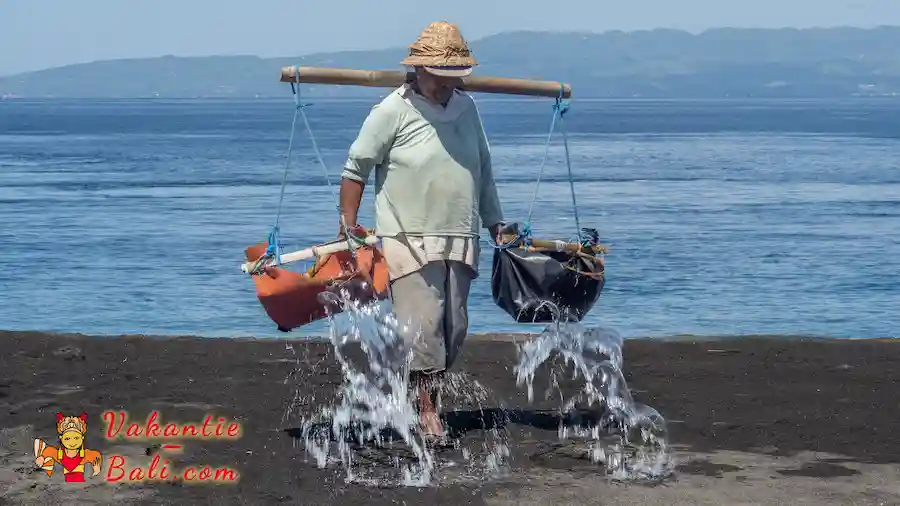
[401,21,477,77]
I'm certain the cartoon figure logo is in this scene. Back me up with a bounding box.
[33,412,103,482]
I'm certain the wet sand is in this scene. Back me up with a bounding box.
[1,329,899,505]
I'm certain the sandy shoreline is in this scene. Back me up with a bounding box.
[1,329,899,505]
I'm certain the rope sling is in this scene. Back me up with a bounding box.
[242,71,389,332]
[242,67,606,331]
[489,91,607,324]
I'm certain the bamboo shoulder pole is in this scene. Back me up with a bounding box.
[280,66,572,99]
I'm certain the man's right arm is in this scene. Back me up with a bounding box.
[339,102,399,234]
[338,178,365,236]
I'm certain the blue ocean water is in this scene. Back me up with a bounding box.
[1,97,898,339]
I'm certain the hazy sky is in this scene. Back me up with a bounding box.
[3,0,900,76]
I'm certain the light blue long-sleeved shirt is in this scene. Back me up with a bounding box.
[340,84,503,238]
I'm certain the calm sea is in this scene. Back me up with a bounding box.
[1,97,898,339]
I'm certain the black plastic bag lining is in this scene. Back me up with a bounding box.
[491,246,605,323]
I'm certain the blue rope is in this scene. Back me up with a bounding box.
[292,69,359,258]
[264,69,306,264]
[489,222,533,250]
[294,78,341,216]
[524,98,562,227]
[263,66,358,266]
[557,90,582,239]
[520,85,581,244]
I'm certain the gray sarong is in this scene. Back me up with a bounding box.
[389,260,475,373]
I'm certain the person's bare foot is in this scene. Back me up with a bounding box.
[415,379,445,435]
[419,408,444,435]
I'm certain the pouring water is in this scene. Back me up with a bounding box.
[514,314,674,481]
[287,282,671,486]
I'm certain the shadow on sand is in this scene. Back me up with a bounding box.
[285,407,613,443]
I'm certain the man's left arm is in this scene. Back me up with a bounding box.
[475,109,504,242]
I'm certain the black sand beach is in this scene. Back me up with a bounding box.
[1,330,899,505]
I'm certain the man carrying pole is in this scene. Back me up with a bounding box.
[338,21,504,445]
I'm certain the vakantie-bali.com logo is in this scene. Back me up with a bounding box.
[34,410,242,484]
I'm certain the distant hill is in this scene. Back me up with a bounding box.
[3,26,900,99]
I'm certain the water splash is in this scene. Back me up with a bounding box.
[430,371,512,482]
[284,281,662,485]
[290,283,510,487]
[295,283,435,486]
[513,317,674,481]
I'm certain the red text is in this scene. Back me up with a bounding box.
[103,411,242,441]
[106,454,239,483]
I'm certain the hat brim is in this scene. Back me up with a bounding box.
[422,66,473,77]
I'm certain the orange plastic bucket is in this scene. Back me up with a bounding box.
[244,240,390,331]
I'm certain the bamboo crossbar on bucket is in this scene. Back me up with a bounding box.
[498,232,608,255]
[280,66,572,99]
